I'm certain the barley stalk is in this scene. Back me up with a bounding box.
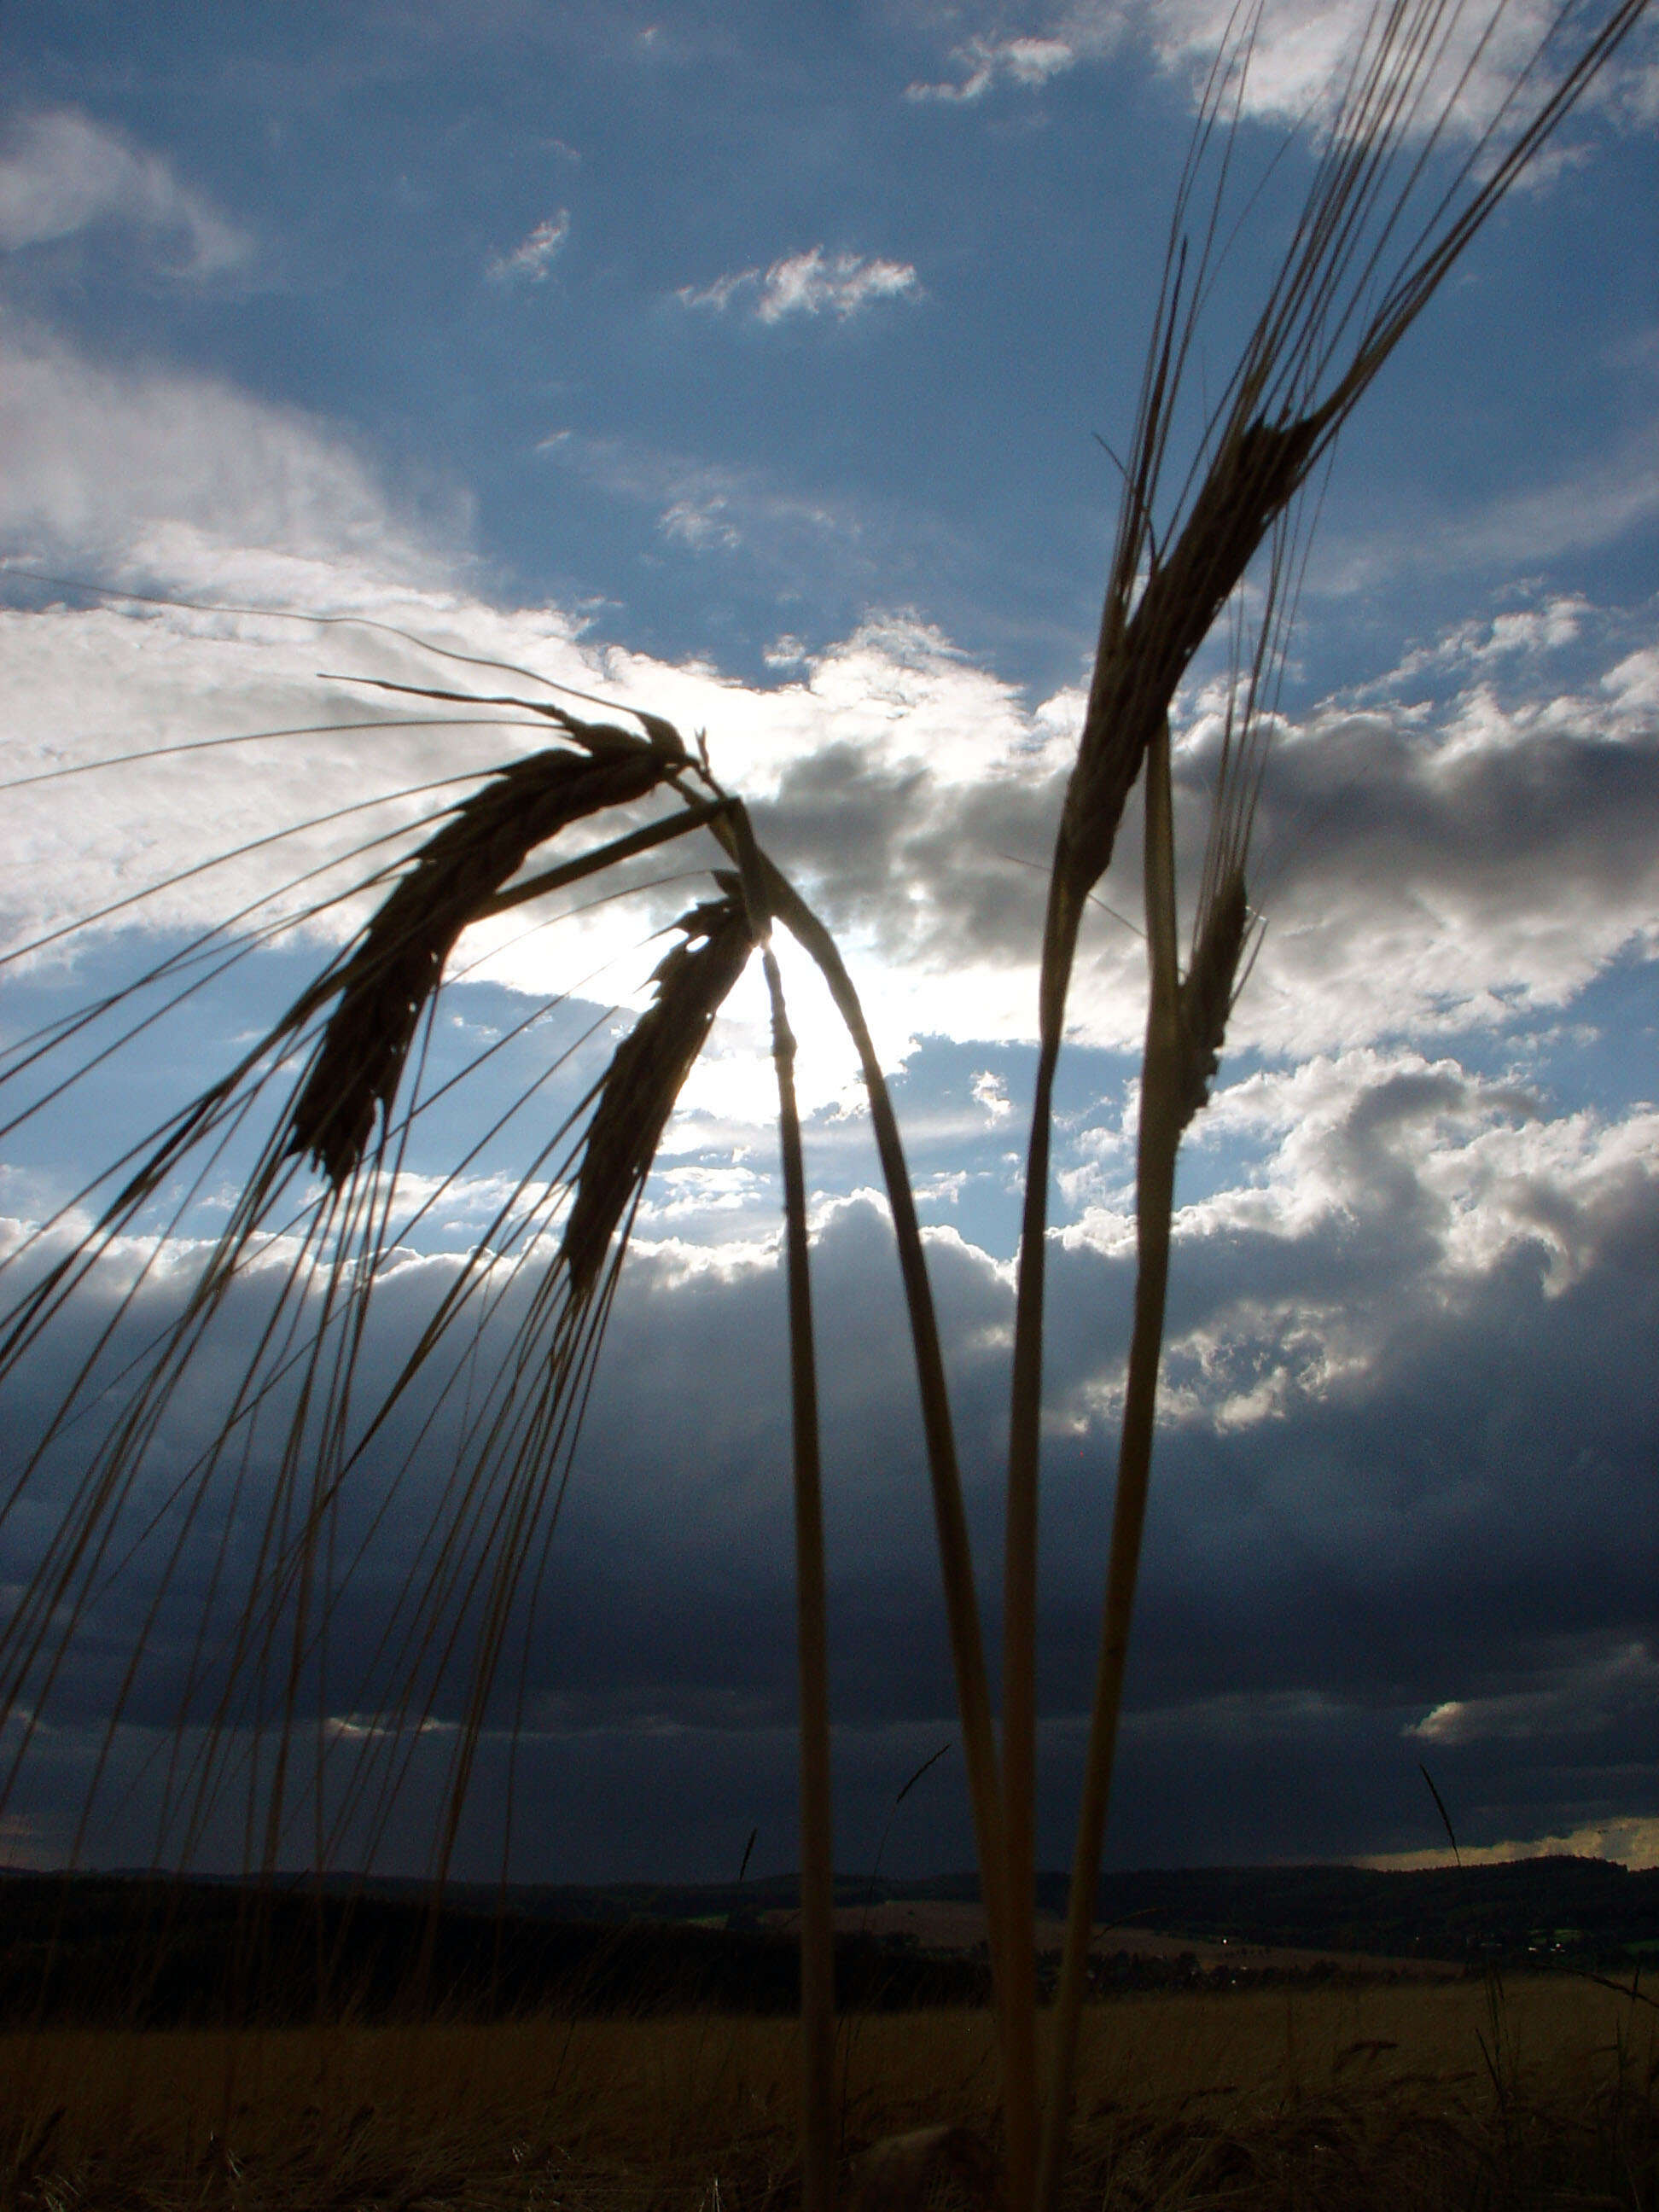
[762,937,836,2212]
[1000,14,1647,2202]
[719,838,1017,2090]
[1034,724,1253,2212]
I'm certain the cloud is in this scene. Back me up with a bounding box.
[1059,1045,1659,1447]
[1363,1813,1659,1871]
[1444,428,1659,568]
[1390,596,1593,678]
[0,319,448,584]
[902,1,1659,144]
[1407,1642,1659,1746]
[3,1080,1657,1871]
[537,423,870,579]
[971,1069,1012,1122]
[677,247,921,323]
[9,498,1656,1097]
[672,266,757,314]
[905,32,1082,102]
[3,306,1656,1134]
[0,108,249,276]
[1202,655,1659,1057]
[486,210,571,285]
[1321,425,1659,591]
[1144,0,1659,137]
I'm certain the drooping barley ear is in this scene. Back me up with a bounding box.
[557,882,753,1299]
[294,730,670,1188]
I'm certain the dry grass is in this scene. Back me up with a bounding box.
[0,1979,1653,2210]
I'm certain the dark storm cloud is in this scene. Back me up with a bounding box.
[729,628,1659,1062]
[3,999,1656,1873]
[753,728,1068,975]
[1235,679,1659,1045]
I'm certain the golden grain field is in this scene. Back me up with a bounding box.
[2,1976,1653,2210]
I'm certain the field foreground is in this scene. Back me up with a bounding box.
[2,1977,1655,2210]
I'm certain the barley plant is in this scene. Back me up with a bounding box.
[0,4,1646,2210]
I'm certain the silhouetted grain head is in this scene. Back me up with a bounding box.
[558,882,754,1300]
[1058,412,1320,913]
[1177,864,1250,1132]
[1047,0,1649,934]
[291,740,668,1186]
[332,672,692,771]
[543,702,690,770]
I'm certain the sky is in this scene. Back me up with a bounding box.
[0,0,1656,1888]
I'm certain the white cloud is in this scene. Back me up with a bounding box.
[8,544,1656,1118]
[1363,1813,1659,1871]
[659,495,740,550]
[1404,1641,1659,1747]
[0,108,249,276]
[904,1,1659,144]
[4,311,1656,1150]
[1055,1043,1659,1438]
[1216,663,1659,1057]
[538,427,852,563]
[1447,427,1659,568]
[1173,1048,1659,1270]
[1151,0,1659,137]
[0,320,445,582]
[1322,422,1659,594]
[1391,596,1592,679]
[674,266,760,313]
[758,248,921,323]
[971,1068,1012,1121]
[678,247,921,323]
[906,32,1082,102]
[486,211,571,285]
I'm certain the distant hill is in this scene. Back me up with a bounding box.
[333,1854,1659,1965]
[2,1855,1650,2026]
[0,1871,987,2028]
[1077,1857,1659,1963]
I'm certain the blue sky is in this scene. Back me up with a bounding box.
[0,0,1656,1885]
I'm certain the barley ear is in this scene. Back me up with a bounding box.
[292,740,668,1189]
[557,885,752,1300]
[1175,863,1249,1132]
